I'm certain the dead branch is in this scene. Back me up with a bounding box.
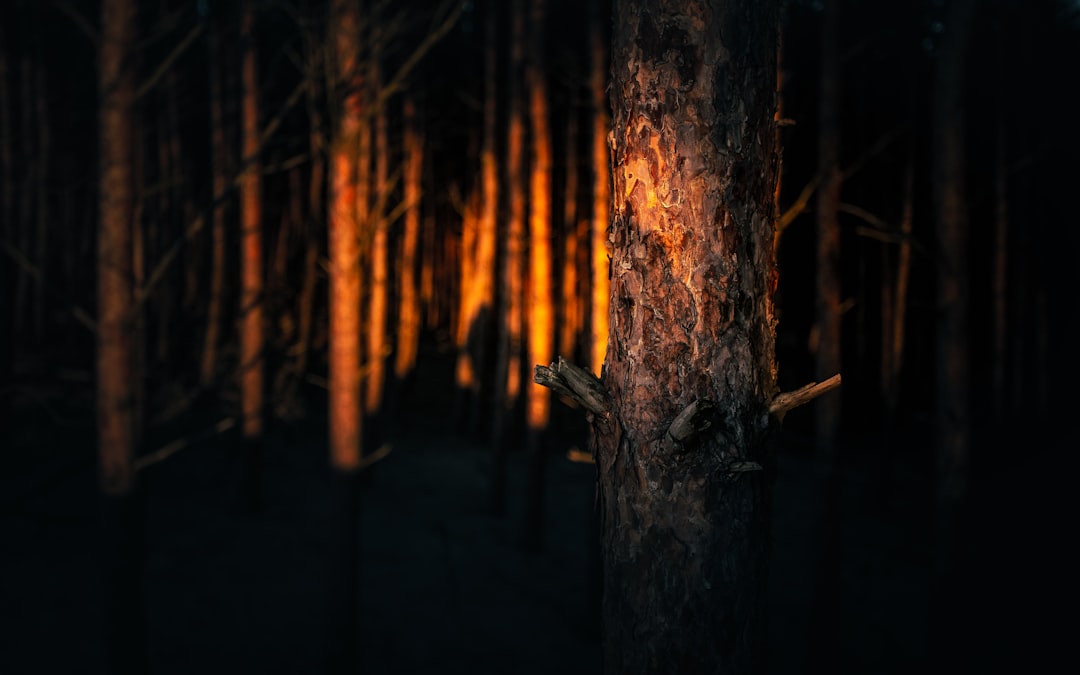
[769,373,842,420]
[134,417,236,472]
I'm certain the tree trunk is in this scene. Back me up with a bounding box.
[930,0,974,662]
[596,1,780,671]
[239,0,265,512]
[490,0,527,513]
[201,10,228,388]
[98,1,147,672]
[327,1,364,672]
[814,0,842,455]
[365,55,389,424]
[522,0,555,552]
[589,0,611,378]
[394,95,423,382]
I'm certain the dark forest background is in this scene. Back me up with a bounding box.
[1,0,1077,673]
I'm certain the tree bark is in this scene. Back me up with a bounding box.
[365,54,389,422]
[596,1,780,671]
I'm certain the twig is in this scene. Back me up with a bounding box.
[769,373,842,420]
[134,417,236,472]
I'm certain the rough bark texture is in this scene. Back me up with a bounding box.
[598,0,780,672]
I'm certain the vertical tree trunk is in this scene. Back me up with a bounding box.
[239,0,265,512]
[470,0,500,433]
[327,1,364,672]
[561,103,581,361]
[98,1,147,672]
[33,62,47,337]
[0,25,10,379]
[490,0,527,512]
[366,55,389,423]
[589,0,611,378]
[992,103,1008,416]
[522,0,555,552]
[201,10,228,388]
[931,0,974,660]
[814,0,842,455]
[395,95,423,381]
[597,0,780,671]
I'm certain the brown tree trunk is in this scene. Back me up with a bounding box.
[98,0,137,499]
[931,0,974,657]
[589,0,611,378]
[201,10,228,388]
[814,0,842,455]
[490,0,527,513]
[561,102,581,361]
[98,1,148,672]
[365,55,389,423]
[395,96,423,381]
[596,0,780,671]
[0,26,10,378]
[239,0,265,512]
[327,1,364,672]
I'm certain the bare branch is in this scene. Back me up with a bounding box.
[769,373,842,419]
[134,417,236,472]
[0,239,96,332]
[134,23,205,102]
[49,0,99,45]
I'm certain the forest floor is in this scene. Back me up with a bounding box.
[0,357,1064,675]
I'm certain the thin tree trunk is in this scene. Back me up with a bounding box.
[561,103,581,361]
[522,0,555,552]
[327,1,364,671]
[239,0,265,513]
[395,95,422,381]
[814,0,842,456]
[201,12,228,388]
[596,0,781,670]
[490,0,526,512]
[98,1,147,672]
[992,106,1008,416]
[931,0,975,661]
[33,61,47,337]
[589,0,610,379]
[469,0,499,434]
[366,56,389,422]
[0,27,10,378]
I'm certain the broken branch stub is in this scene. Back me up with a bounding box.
[532,356,612,418]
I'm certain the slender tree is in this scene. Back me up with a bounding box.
[589,0,611,378]
[931,0,975,658]
[490,0,527,511]
[814,0,843,455]
[394,95,423,382]
[327,1,364,671]
[522,0,555,551]
[239,0,265,511]
[98,1,147,671]
[365,53,389,422]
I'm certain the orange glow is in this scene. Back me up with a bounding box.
[327,0,363,471]
[454,182,480,390]
[526,64,554,431]
[394,97,422,378]
[239,0,264,440]
[590,12,610,378]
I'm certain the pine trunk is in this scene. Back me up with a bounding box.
[597,1,780,671]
